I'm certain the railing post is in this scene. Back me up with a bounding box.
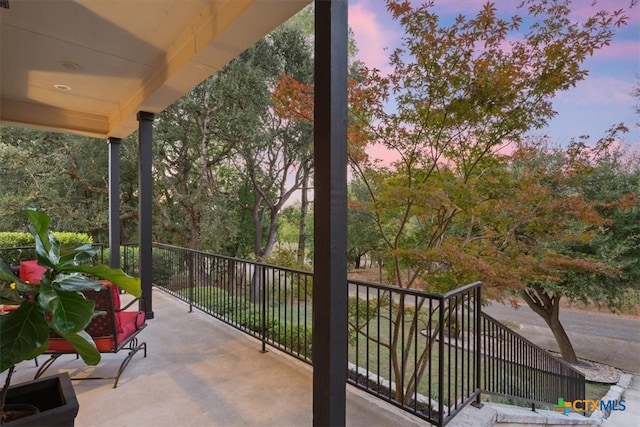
[438,298,445,426]
[188,251,194,313]
[261,263,268,353]
[399,293,405,403]
[473,285,484,408]
[122,245,128,276]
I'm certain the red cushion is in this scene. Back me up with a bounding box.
[47,311,145,353]
[100,280,122,310]
[19,260,46,284]
[116,311,145,337]
[48,337,116,352]
[95,281,122,333]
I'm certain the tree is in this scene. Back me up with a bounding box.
[152,21,315,258]
[276,203,314,265]
[344,0,635,400]
[0,127,139,243]
[232,25,314,260]
[271,6,370,264]
[466,139,623,362]
[153,66,244,251]
[347,177,382,269]
[564,131,640,309]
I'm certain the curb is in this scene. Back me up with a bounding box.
[590,373,633,425]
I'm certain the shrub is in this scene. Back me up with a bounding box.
[268,323,313,359]
[0,232,93,266]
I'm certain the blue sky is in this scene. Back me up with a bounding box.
[348,0,640,150]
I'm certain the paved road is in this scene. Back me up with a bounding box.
[484,301,640,373]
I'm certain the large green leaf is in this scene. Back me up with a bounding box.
[0,258,18,282]
[58,330,100,366]
[60,264,141,297]
[59,243,97,264]
[36,282,58,313]
[21,208,50,252]
[22,208,59,267]
[54,273,103,293]
[0,259,25,304]
[0,301,50,372]
[0,288,23,305]
[50,289,95,334]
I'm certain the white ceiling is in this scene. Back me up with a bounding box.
[0,0,309,139]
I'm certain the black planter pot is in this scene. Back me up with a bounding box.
[2,373,79,426]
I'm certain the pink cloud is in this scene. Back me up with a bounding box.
[349,1,398,75]
[557,77,635,106]
[594,39,640,60]
[567,0,636,20]
[428,0,519,14]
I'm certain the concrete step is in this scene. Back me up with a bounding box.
[448,402,595,427]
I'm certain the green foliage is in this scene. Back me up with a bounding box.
[268,323,313,359]
[265,250,313,299]
[347,296,390,344]
[277,207,301,244]
[554,140,640,309]
[0,232,94,267]
[265,248,309,271]
[277,205,313,248]
[149,248,178,289]
[0,127,139,244]
[348,178,382,269]
[151,23,315,258]
[0,231,92,247]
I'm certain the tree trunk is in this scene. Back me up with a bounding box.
[520,287,578,363]
[263,208,279,259]
[297,166,309,265]
[547,315,577,363]
[252,199,264,258]
[227,258,237,296]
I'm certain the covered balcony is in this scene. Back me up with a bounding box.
[1,1,586,425]
[1,0,350,422]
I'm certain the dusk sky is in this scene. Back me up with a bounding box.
[348,0,640,151]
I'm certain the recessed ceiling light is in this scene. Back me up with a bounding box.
[54,84,72,91]
[59,61,81,71]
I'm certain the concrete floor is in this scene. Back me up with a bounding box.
[5,289,424,427]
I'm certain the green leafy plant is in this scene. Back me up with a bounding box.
[0,208,141,418]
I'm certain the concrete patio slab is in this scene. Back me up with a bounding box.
[4,289,423,427]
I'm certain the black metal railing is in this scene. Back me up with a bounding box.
[0,244,106,269]
[3,243,586,426]
[125,243,314,362]
[123,243,584,426]
[347,279,483,425]
[480,313,585,408]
